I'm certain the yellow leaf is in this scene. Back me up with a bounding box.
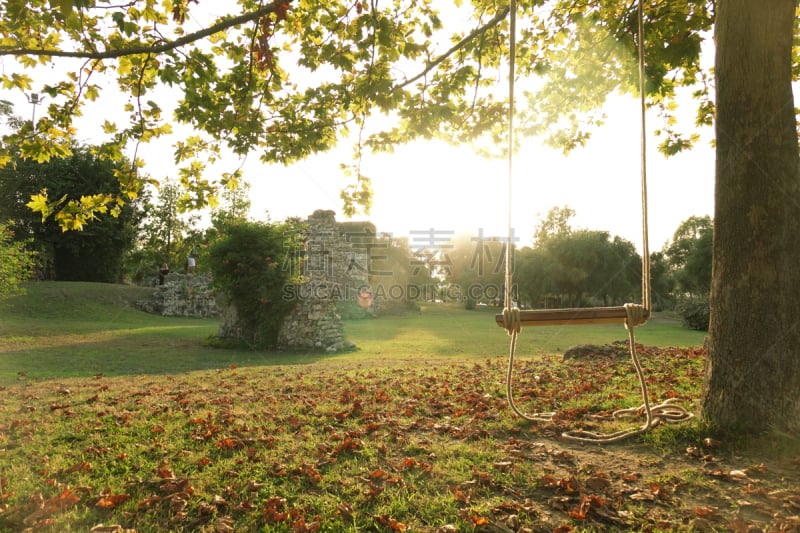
[26,193,52,220]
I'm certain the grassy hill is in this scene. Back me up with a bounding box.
[1,281,159,323]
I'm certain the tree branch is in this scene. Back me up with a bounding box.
[394,6,510,91]
[0,4,277,59]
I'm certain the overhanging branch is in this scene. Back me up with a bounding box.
[394,6,510,91]
[0,4,277,59]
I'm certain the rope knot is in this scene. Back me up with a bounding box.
[624,303,648,330]
[502,307,521,335]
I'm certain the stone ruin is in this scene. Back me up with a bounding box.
[137,210,374,352]
[228,209,373,352]
[136,272,219,318]
[271,210,374,352]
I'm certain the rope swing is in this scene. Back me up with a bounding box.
[500,0,693,443]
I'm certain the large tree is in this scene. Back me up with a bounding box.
[0,1,798,433]
[703,0,800,433]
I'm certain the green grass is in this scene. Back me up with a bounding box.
[346,303,705,358]
[0,282,795,533]
[0,282,705,384]
[0,282,299,382]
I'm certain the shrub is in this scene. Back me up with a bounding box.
[0,222,36,295]
[207,221,304,348]
[677,298,710,331]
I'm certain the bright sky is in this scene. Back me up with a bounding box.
[241,93,716,253]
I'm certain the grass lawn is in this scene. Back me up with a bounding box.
[0,282,796,532]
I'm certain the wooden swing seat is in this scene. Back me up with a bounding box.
[494,306,650,327]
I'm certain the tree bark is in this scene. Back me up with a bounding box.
[703,0,800,432]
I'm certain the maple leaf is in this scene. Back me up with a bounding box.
[368,469,389,480]
[261,496,288,524]
[399,458,417,470]
[64,461,92,474]
[373,515,406,531]
[95,493,131,509]
[471,515,489,526]
[694,506,717,517]
[138,496,162,508]
[25,487,81,524]
[332,436,361,455]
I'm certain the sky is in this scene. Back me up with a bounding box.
[1,4,720,255]
[240,93,716,253]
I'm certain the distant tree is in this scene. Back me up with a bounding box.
[128,179,200,282]
[513,246,551,309]
[518,209,642,309]
[210,179,252,230]
[367,235,436,309]
[664,215,713,298]
[603,236,642,305]
[536,230,640,307]
[533,205,575,246]
[647,251,675,311]
[444,233,506,308]
[0,145,143,282]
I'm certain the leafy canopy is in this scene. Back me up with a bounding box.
[3,0,783,228]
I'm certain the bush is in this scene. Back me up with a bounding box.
[677,298,710,331]
[207,221,304,348]
[0,222,36,295]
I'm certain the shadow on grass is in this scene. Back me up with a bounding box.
[0,320,336,384]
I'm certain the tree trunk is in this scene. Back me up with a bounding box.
[702,0,800,433]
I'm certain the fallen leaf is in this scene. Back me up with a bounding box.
[336,501,354,522]
[95,493,131,509]
[89,525,124,532]
[65,461,92,474]
[585,475,610,491]
[694,505,717,517]
[729,469,749,481]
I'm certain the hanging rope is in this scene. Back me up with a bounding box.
[504,0,516,316]
[637,0,652,313]
[501,0,693,441]
[504,0,554,424]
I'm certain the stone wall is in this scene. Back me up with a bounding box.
[136,273,219,318]
[302,209,373,289]
[276,281,353,353]
[271,210,371,352]
[212,210,371,352]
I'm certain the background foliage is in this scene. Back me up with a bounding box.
[0,220,35,295]
[0,0,727,226]
[0,144,143,282]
